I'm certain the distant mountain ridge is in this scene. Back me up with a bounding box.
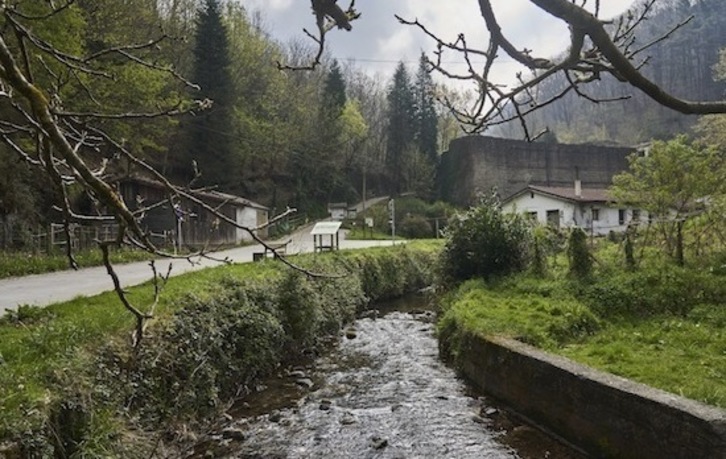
[493,0,726,145]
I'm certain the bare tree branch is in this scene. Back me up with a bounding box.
[391,0,726,138]
[277,0,361,71]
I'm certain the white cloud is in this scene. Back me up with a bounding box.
[236,0,639,87]
[242,0,293,14]
[375,28,416,62]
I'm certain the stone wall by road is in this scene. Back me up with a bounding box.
[438,136,634,206]
[459,333,726,458]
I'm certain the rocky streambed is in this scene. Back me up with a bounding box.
[186,296,585,458]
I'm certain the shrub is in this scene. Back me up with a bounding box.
[567,228,592,279]
[129,285,286,423]
[1,244,440,455]
[439,195,531,283]
[581,264,725,318]
[399,214,433,239]
[360,197,455,237]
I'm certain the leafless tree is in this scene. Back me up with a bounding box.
[0,2,318,348]
[279,0,361,71]
[292,0,726,140]
[406,0,726,140]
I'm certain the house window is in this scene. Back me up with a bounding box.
[618,209,626,225]
[546,210,560,228]
[591,208,600,221]
[632,209,640,221]
[526,211,538,222]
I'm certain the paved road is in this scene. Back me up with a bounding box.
[352,195,390,213]
[0,226,401,312]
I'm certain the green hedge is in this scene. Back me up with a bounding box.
[0,243,439,457]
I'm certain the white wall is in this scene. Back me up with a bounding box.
[236,206,258,243]
[329,208,347,221]
[579,207,644,236]
[503,192,643,236]
[502,192,576,228]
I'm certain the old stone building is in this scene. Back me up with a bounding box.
[438,136,634,206]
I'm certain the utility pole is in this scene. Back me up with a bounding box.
[361,162,367,214]
[388,198,395,243]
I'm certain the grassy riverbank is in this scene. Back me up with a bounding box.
[0,248,152,279]
[0,241,441,457]
[439,253,726,408]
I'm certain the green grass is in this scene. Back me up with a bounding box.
[439,265,726,408]
[0,248,152,279]
[0,241,441,448]
[0,260,281,437]
[439,278,601,351]
[559,308,726,407]
[345,227,396,240]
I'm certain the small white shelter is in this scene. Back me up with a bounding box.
[501,183,643,236]
[310,221,343,252]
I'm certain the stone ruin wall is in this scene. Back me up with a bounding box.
[438,136,634,206]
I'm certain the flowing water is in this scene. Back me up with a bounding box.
[190,295,585,458]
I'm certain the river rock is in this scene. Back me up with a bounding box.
[345,328,358,339]
[340,412,356,425]
[482,407,498,416]
[319,399,333,410]
[418,285,436,294]
[221,427,246,441]
[288,370,306,379]
[268,411,283,423]
[359,309,379,319]
[471,415,486,424]
[295,378,314,389]
[369,436,388,450]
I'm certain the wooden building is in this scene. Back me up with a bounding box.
[117,176,268,248]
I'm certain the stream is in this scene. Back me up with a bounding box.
[189,295,585,458]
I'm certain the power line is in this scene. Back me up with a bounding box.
[336,56,521,66]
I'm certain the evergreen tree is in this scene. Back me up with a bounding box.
[386,62,415,195]
[186,0,235,187]
[413,54,439,164]
[322,60,347,119]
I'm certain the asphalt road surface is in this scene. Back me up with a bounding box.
[0,225,401,313]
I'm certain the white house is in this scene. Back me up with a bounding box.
[501,182,643,236]
[327,202,357,221]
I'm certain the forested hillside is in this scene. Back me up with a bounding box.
[0,0,448,247]
[494,0,726,144]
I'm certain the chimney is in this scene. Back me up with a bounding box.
[574,166,581,198]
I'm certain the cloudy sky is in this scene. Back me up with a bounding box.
[241,0,637,89]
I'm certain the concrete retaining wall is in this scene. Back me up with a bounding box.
[438,136,633,206]
[458,333,726,458]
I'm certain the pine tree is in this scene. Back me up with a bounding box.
[386,62,415,195]
[322,60,347,120]
[413,54,438,164]
[186,0,235,188]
